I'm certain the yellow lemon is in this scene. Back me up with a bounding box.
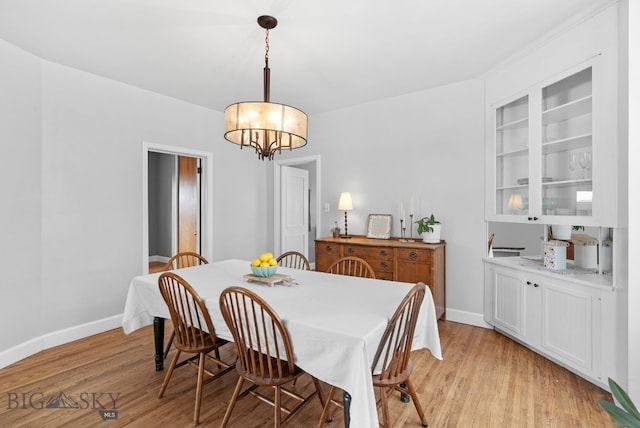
[251,259,261,267]
[260,261,270,267]
[268,258,277,266]
[259,253,271,262]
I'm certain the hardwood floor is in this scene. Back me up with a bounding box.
[148,262,167,274]
[0,321,616,427]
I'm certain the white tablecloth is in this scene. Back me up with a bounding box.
[122,259,442,428]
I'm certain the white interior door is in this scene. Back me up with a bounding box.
[280,165,309,256]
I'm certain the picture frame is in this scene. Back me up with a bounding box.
[366,214,392,239]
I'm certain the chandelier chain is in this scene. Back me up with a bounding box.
[264,28,270,63]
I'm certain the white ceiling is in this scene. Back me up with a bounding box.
[0,0,611,114]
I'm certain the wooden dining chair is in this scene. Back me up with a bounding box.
[164,251,209,270]
[276,251,311,270]
[219,286,325,427]
[163,252,209,359]
[157,272,234,426]
[317,283,428,428]
[325,256,376,279]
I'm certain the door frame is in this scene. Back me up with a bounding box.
[142,141,214,274]
[273,155,322,259]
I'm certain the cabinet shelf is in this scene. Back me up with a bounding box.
[542,178,592,188]
[542,95,592,124]
[542,133,592,154]
[496,147,528,157]
[497,184,528,191]
[497,117,529,131]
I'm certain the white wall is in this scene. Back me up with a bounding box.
[0,42,268,365]
[0,40,43,351]
[276,80,487,325]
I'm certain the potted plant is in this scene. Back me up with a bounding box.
[415,214,441,244]
[331,221,341,238]
[598,377,640,427]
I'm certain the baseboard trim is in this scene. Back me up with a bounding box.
[0,314,123,369]
[445,308,493,329]
[149,255,170,264]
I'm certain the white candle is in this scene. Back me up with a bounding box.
[410,198,414,216]
[401,202,405,222]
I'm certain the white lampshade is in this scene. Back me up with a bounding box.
[224,101,308,160]
[338,192,353,211]
[508,194,524,211]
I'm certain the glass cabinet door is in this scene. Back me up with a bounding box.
[540,66,593,218]
[495,95,529,216]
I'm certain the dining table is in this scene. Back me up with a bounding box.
[121,259,442,428]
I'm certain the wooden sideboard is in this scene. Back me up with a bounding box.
[315,236,446,319]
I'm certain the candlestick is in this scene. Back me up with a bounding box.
[400,218,406,241]
[409,214,414,238]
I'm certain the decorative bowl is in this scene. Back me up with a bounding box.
[250,265,278,277]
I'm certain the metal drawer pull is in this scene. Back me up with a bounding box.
[325,245,332,251]
[347,248,355,254]
[380,262,388,268]
[409,252,417,260]
[380,250,387,257]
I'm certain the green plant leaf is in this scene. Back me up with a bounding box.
[599,400,640,428]
[609,378,640,421]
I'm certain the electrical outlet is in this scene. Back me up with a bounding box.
[324,203,330,212]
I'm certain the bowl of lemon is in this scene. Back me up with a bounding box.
[250,252,278,277]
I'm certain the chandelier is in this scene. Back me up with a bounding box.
[224,15,308,161]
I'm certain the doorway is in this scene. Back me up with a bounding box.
[273,156,321,266]
[142,141,213,274]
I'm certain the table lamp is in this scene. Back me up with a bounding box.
[338,192,353,238]
[507,194,523,214]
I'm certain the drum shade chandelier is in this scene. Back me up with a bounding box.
[224,15,308,161]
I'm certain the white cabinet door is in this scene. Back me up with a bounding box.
[540,279,601,378]
[491,267,526,338]
[485,265,541,346]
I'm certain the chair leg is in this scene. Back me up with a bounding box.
[158,350,181,398]
[193,353,205,426]
[220,376,244,428]
[274,385,282,428]
[164,331,174,359]
[317,386,337,427]
[405,378,428,427]
[379,386,391,428]
[312,377,326,408]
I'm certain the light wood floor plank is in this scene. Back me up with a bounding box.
[0,321,616,427]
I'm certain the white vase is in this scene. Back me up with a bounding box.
[552,224,572,240]
[422,223,442,243]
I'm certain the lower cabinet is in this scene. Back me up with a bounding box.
[484,261,613,388]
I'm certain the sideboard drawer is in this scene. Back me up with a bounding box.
[397,248,432,264]
[315,242,342,272]
[344,245,393,260]
[317,242,341,256]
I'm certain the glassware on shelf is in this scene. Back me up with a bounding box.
[579,151,592,179]
[569,153,577,178]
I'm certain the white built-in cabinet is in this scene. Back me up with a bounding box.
[487,56,618,227]
[484,259,614,388]
[483,4,623,393]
